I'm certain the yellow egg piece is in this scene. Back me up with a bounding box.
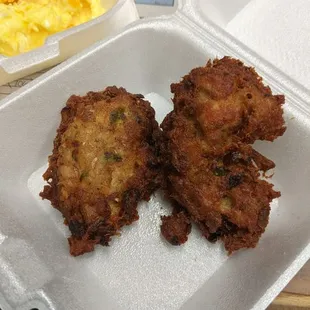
[0,0,106,57]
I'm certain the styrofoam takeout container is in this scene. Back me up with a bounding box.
[1,0,310,309]
[0,0,138,86]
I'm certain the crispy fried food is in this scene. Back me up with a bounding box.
[160,57,286,253]
[161,203,191,245]
[40,86,162,256]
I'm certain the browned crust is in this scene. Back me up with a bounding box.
[161,202,192,246]
[40,86,162,256]
[160,57,286,254]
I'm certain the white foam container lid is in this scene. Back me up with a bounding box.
[0,0,139,86]
[1,0,310,309]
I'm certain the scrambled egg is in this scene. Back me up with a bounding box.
[0,0,106,56]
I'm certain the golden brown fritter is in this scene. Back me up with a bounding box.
[160,57,286,253]
[40,86,162,256]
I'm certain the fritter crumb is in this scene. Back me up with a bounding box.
[161,208,191,245]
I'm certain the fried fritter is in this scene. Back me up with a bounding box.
[40,86,162,256]
[160,57,286,253]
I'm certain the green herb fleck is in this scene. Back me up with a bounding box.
[80,171,88,181]
[72,152,77,161]
[135,115,142,124]
[110,108,125,123]
[103,152,122,162]
[213,167,228,176]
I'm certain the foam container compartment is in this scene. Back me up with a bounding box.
[0,0,138,86]
[1,0,310,309]
[188,0,253,28]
